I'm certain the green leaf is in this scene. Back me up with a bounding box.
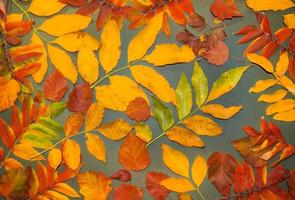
[21,131,53,149]
[47,102,66,118]
[152,97,174,131]
[29,123,60,140]
[191,62,208,107]
[176,73,192,120]
[38,117,64,133]
[207,66,249,102]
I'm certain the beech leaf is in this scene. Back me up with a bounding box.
[146,172,170,200]
[67,83,92,113]
[43,70,67,102]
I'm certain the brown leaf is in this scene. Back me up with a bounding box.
[146,172,170,200]
[202,41,229,65]
[43,70,67,102]
[118,134,151,171]
[210,0,242,20]
[67,82,92,113]
[187,13,205,29]
[114,184,143,200]
[125,97,151,122]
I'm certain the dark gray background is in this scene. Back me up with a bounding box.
[2,0,294,199]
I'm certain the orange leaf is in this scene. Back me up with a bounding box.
[47,148,62,169]
[85,103,104,131]
[0,78,20,112]
[210,0,242,20]
[86,133,106,162]
[43,70,67,102]
[64,112,84,136]
[114,184,143,200]
[97,119,132,140]
[62,139,81,170]
[125,97,151,122]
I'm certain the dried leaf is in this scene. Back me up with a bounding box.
[152,97,174,131]
[114,184,143,200]
[62,139,81,170]
[43,70,67,102]
[192,156,207,187]
[67,83,92,113]
[160,178,194,193]
[201,104,243,119]
[86,133,106,163]
[247,53,273,73]
[246,0,295,11]
[28,0,66,16]
[77,48,99,84]
[146,172,170,200]
[97,119,132,140]
[85,103,104,131]
[258,89,288,103]
[125,97,151,122]
[176,73,192,120]
[210,0,242,20]
[284,14,295,29]
[191,62,208,107]
[249,79,277,93]
[48,148,62,169]
[0,78,20,112]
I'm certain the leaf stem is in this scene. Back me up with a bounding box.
[196,187,206,200]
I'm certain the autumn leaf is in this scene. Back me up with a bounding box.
[176,73,192,120]
[246,0,295,11]
[191,62,208,107]
[48,148,62,169]
[0,78,20,112]
[135,123,152,143]
[192,156,207,187]
[284,14,295,29]
[97,119,132,140]
[247,53,273,73]
[52,183,80,198]
[249,79,277,93]
[43,70,67,102]
[273,109,295,121]
[145,172,170,200]
[125,97,151,122]
[266,99,295,115]
[210,0,242,20]
[12,143,44,161]
[67,83,92,113]
[62,139,81,170]
[118,135,151,170]
[160,178,194,193]
[28,0,66,16]
[232,161,254,194]
[77,48,99,84]
[258,89,288,103]
[276,51,289,77]
[200,104,243,119]
[152,97,174,131]
[202,41,229,65]
[64,112,84,136]
[109,169,132,182]
[86,133,106,163]
[114,184,143,200]
[85,103,104,131]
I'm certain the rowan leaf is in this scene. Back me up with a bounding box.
[125,97,151,122]
[200,104,243,119]
[62,139,81,170]
[131,65,176,104]
[152,97,174,131]
[207,66,249,102]
[95,76,149,111]
[86,133,106,163]
[47,44,78,84]
[144,44,195,66]
[48,148,62,169]
[128,12,163,63]
[145,172,170,200]
[160,178,194,193]
[276,52,289,77]
[97,119,132,140]
[67,83,92,113]
[284,14,295,29]
[258,89,288,103]
[77,48,99,84]
[85,103,104,131]
[0,78,20,112]
[247,53,273,73]
[191,62,208,107]
[192,156,207,187]
[266,99,295,115]
[118,135,151,171]
[28,0,66,16]
[12,143,44,161]
[246,0,295,11]
[114,184,143,200]
[273,109,295,121]
[99,19,121,73]
[162,144,189,177]
[43,70,67,102]
[39,14,91,36]
[176,73,192,120]
[249,79,277,93]
[52,183,80,198]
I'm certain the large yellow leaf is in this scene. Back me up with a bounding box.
[130,65,176,104]
[273,109,295,121]
[249,79,277,93]
[47,44,77,84]
[247,54,273,73]
[78,48,99,84]
[99,19,121,73]
[246,0,295,11]
[86,133,106,163]
[162,144,189,177]
[31,33,48,83]
[266,99,295,115]
[192,156,207,187]
[62,139,81,170]
[183,115,222,136]
[95,75,148,111]
[28,0,66,16]
[201,104,243,120]
[97,119,132,140]
[276,52,289,77]
[52,183,80,198]
[284,14,295,29]
[12,144,44,160]
[166,126,204,148]
[258,89,288,103]
[85,103,104,131]
[144,44,195,66]
[51,32,100,52]
[39,14,91,36]
[0,78,20,112]
[160,178,194,193]
[128,12,163,62]
[48,148,62,169]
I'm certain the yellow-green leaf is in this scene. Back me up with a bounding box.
[97,119,133,140]
[86,133,106,163]
[276,52,289,77]
[192,156,207,187]
[266,99,295,115]
[246,0,295,11]
[135,123,152,143]
[247,54,273,73]
[78,48,99,84]
[201,104,243,119]
[192,62,208,107]
[176,73,192,120]
[160,178,194,193]
[28,0,66,16]
[284,14,295,29]
[258,89,288,103]
[162,144,189,177]
[152,97,174,131]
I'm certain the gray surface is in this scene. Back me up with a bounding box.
[1,0,294,200]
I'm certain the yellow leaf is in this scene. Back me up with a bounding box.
[12,144,44,160]
[258,89,288,103]
[48,148,61,169]
[192,156,207,187]
[86,133,106,163]
[62,139,81,170]
[183,115,222,136]
[0,78,20,112]
[28,0,66,16]
[131,65,176,104]
[95,75,148,111]
[128,12,163,63]
[2,158,23,170]
[247,53,273,73]
[278,75,295,96]
[246,0,295,11]
[85,103,104,131]
[249,79,277,93]
[284,14,295,29]
[44,190,69,200]
[51,32,100,52]
[7,13,23,22]
[160,178,194,193]
[64,113,84,136]
[31,33,48,83]
[135,123,152,142]
[47,44,78,83]
[273,109,295,121]
[144,44,195,66]
[97,119,132,140]
[201,104,243,119]
[276,52,289,77]
[78,48,99,84]
[166,126,204,148]
[52,183,80,198]
[39,14,91,36]
[99,19,121,73]
[162,144,189,177]
[266,99,295,115]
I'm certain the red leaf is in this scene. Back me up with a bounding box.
[261,41,278,59]
[76,0,100,15]
[43,70,67,102]
[207,152,238,197]
[210,0,242,20]
[202,41,229,65]
[274,27,293,44]
[267,165,288,186]
[233,161,254,194]
[125,97,151,122]
[13,63,41,81]
[243,126,261,137]
[0,118,15,149]
[162,12,171,38]
[0,1,6,18]
[288,55,295,80]
[110,169,132,182]
[244,35,271,55]
[179,0,194,15]
[96,5,112,31]
[188,13,205,30]
[255,166,267,189]
[234,25,256,35]
[167,1,186,25]
[67,83,92,113]
[289,33,295,53]
[114,184,143,200]
[288,170,295,198]
[146,172,170,200]
[260,15,272,35]
[236,29,263,44]
[36,162,48,193]
[118,134,151,171]
[59,0,87,7]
